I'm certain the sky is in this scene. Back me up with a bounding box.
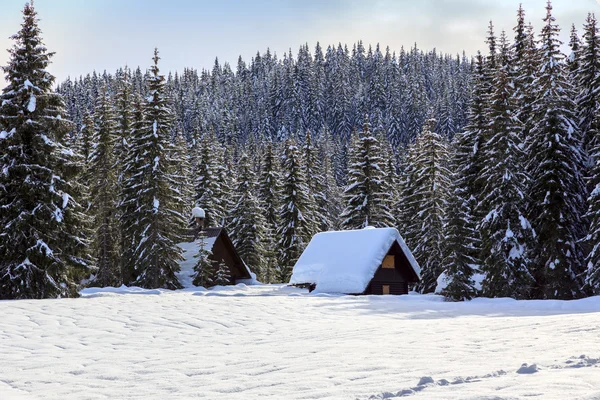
[0,0,599,87]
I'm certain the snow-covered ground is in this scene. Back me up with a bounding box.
[1,285,600,400]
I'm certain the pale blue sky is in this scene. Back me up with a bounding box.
[1,0,598,86]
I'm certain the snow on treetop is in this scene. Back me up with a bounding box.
[290,227,421,294]
[192,207,205,219]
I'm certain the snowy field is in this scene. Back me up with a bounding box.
[1,285,600,400]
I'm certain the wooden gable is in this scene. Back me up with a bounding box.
[202,227,251,283]
[363,241,419,295]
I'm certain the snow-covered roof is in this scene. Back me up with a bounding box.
[289,227,421,294]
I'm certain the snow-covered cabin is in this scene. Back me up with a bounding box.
[289,227,420,295]
[179,227,253,287]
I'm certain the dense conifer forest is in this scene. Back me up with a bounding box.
[2,1,600,300]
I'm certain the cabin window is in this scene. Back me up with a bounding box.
[382,285,390,295]
[382,255,395,269]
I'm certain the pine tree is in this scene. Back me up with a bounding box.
[584,123,600,294]
[340,116,395,229]
[478,33,535,299]
[114,67,132,185]
[172,131,194,222]
[258,141,281,283]
[119,94,145,284]
[568,24,582,81]
[192,233,216,287]
[230,153,267,279]
[78,111,94,165]
[129,49,186,289]
[277,139,316,282]
[527,2,587,299]
[401,116,451,293]
[194,129,225,227]
[440,133,478,301]
[0,3,91,299]
[512,7,539,146]
[213,260,231,286]
[576,13,600,154]
[88,88,121,287]
[303,130,331,232]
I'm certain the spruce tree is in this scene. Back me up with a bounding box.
[192,233,216,287]
[0,3,91,299]
[584,125,600,294]
[214,260,231,286]
[194,130,225,227]
[527,2,587,299]
[230,153,267,279]
[340,116,395,229]
[88,88,121,287]
[478,33,535,299]
[512,8,539,146]
[440,133,478,301]
[119,94,145,284]
[303,130,329,232]
[277,139,316,282]
[129,49,186,289]
[258,141,281,283]
[172,131,194,222]
[576,13,600,154]
[401,116,451,293]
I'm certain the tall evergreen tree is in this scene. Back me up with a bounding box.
[584,125,600,294]
[230,153,267,279]
[440,132,479,301]
[129,49,186,289]
[0,3,91,299]
[192,232,217,287]
[527,2,587,299]
[258,141,281,283]
[277,139,316,282]
[576,13,600,154]
[400,116,451,293]
[119,94,145,284]
[340,116,395,229]
[478,33,535,299]
[194,130,225,227]
[88,88,121,287]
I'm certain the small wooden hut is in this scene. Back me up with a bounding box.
[289,227,420,295]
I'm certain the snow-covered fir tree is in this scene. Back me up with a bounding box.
[88,88,121,287]
[229,153,267,280]
[258,141,281,283]
[478,33,535,299]
[128,49,186,289]
[576,13,600,155]
[512,8,539,146]
[303,130,330,232]
[527,2,587,299]
[192,232,216,287]
[171,131,194,223]
[340,116,395,229]
[584,123,600,294]
[400,116,451,293]
[118,93,145,284]
[194,130,225,228]
[0,3,91,299]
[440,132,479,301]
[317,133,343,230]
[114,67,132,185]
[276,139,316,282]
[213,260,231,286]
